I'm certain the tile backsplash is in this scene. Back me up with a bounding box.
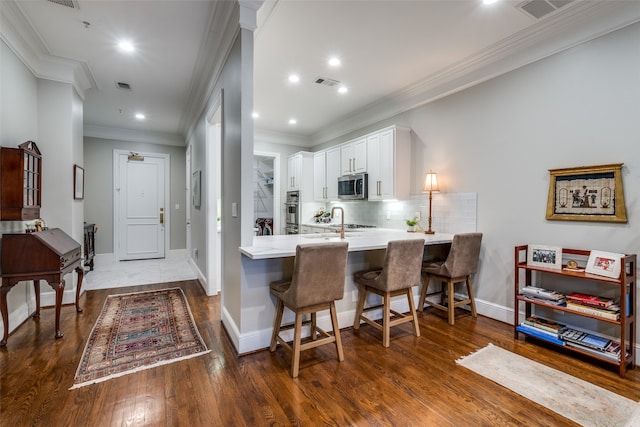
[323,192,477,233]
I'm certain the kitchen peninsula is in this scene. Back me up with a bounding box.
[228,230,453,354]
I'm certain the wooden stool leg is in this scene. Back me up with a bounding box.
[382,292,391,348]
[466,276,477,318]
[269,299,284,352]
[291,312,304,378]
[407,288,420,337]
[418,275,429,312]
[353,285,366,329]
[447,279,455,325]
[329,302,344,362]
[311,312,317,341]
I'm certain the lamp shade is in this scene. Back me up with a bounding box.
[423,171,439,192]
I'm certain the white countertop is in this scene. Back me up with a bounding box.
[239,229,453,259]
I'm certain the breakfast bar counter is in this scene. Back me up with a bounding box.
[228,230,453,355]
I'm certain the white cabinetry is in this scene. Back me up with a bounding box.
[287,151,313,192]
[340,138,367,175]
[367,126,411,201]
[313,147,340,201]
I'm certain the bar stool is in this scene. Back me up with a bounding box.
[353,239,425,348]
[418,233,483,325]
[269,241,349,378]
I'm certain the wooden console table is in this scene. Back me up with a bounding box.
[0,229,84,346]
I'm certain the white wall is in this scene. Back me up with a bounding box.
[315,22,640,329]
[1,40,85,337]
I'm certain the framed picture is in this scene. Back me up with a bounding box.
[527,244,562,270]
[546,163,627,223]
[74,165,84,200]
[585,250,625,279]
[192,170,201,209]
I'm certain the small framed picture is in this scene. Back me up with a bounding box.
[585,250,624,279]
[527,245,562,270]
[74,164,84,200]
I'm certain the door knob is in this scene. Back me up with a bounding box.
[160,208,164,225]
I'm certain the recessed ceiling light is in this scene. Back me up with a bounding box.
[135,113,145,120]
[288,118,297,125]
[288,74,300,83]
[482,0,498,4]
[252,112,260,119]
[328,57,341,67]
[118,40,135,52]
[338,86,348,94]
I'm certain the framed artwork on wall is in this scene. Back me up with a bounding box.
[192,170,201,209]
[545,163,627,223]
[74,165,84,200]
[527,244,562,270]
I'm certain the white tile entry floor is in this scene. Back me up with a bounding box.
[83,250,197,290]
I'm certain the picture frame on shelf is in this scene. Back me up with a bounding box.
[545,163,627,223]
[585,250,625,279]
[74,164,84,200]
[527,244,562,270]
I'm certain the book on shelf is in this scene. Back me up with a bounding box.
[566,301,621,321]
[566,292,615,309]
[523,315,567,334]
[516,324,565,346]
[520,286,565,301]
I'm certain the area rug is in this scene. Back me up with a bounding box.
[70,287,210,389]
[456,343,640,426]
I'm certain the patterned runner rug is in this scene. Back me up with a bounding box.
[70,287,210,389]
[456,343,640,427]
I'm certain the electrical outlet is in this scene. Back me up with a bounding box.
[386,211,391,220]
[414,211,421,221]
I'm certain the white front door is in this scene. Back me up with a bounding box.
[115,151,168,261]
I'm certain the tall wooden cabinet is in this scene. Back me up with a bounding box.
[0,141,42,220]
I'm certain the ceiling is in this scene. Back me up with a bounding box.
[3,0,640,148]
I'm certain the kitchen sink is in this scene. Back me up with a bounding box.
[302,232,361,239]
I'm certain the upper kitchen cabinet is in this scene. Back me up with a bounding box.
[1,141,42,220]
[287,151,314,193]
[367,126,411,201]
[340,137,367,175]
[313,147,341,201]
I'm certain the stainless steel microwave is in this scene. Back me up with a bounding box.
[338,173,368,200]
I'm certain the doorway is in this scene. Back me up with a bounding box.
[113,150,170,261]
[254,151,280,235]
[205,98,222,296]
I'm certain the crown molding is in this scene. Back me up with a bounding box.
[310,1,640,146]
[0,0,96,100]
[239,0,263,31]
[180,0,240,141]
[84,124,185,147]
[255,127,312,147]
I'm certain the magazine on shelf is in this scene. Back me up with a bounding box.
[566,292,615,309]
[560,328,611,351]
[522,295,566,306]
[566,302,621,321]
[516,324,565,345]
[523,315,567,334]
[565,341,621,362]
[520,286,565,301]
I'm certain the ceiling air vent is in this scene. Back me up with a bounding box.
[116,82,132,90]
[47,0,79,9]
[314,77,340,87]
[517,0,574,19]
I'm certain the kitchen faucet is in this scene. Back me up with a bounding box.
[331,206,345,239]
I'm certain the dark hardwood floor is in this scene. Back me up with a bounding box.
[1,280,638,426]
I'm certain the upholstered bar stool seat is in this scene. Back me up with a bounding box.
[269,241,349,378]
[418,233,483,325]
[353,239,425,348]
